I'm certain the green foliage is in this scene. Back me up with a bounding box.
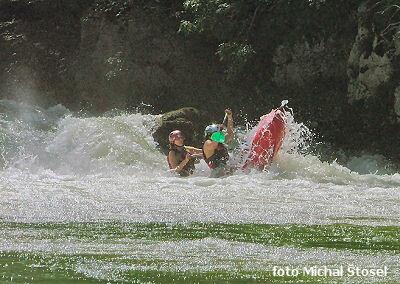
[92,0,131,19]
[178,0,363,80]
[178,0,239,40]
[91,0,177,20]
[178,0,271,79]
[216,42,255,79]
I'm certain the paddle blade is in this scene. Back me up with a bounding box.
[280,100,288,108]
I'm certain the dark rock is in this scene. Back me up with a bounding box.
[347,18,393,101]
[72,2,224,114]
[152,107,209,154]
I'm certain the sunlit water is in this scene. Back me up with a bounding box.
[0,100,399,283]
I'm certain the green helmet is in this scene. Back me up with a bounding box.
[204,124,225,143]
[210,131,225,143]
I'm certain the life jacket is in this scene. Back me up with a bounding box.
[203,142,229,169]
[167,146,195,177]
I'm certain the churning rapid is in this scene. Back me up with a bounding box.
[0,99,399,283]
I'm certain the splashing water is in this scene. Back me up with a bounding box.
[0,100,399,283]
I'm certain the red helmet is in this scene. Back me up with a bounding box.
[168,130,184,143]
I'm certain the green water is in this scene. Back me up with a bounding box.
[1,222,399,283]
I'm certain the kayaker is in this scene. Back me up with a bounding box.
[167,130,202,177]
[202,109,234,177]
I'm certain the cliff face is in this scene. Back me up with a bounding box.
[73,3,226,114]
[344,1,400,159]
[0,1,224,115]
[0,0,399,160]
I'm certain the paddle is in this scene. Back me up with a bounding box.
[278,99,293,115]
[210,111,229,143]
[279,100,288,110]
[222,113,228,127]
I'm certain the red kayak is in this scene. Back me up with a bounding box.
[242,109,286,170]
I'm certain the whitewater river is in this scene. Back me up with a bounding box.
[0,100,399,283]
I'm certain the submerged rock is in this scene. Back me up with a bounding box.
[152,107,209,154]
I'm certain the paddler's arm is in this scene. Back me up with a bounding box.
[203,140,218,159]
[224,109,234,144]
[168,152,191,174]
[184,146,203,157]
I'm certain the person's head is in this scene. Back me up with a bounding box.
[204,124,225,143]
[169,130,184,147]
